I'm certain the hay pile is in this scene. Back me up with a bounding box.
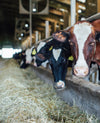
[0,59,98,123]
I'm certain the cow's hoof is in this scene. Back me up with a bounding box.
[54,81,66,90]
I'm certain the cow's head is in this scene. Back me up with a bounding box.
[53,20,100,78]
[68,21,96,77]
[35,38,71,89]
[49,48,68,88]
[33,42,48,67]
[71,20,100,77]
[25,46,36,64]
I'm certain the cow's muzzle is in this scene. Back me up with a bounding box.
[74,66,89,78]
[26,61,31,64]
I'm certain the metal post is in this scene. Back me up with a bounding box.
[71,0,76,26]
[29,0,32,47]
[45,21,49,38]
[35,31,38,44]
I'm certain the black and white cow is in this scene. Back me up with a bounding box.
[13,50,29,69]
[25,41,50,68]
[35,32,72,89]
[25,46,35,64]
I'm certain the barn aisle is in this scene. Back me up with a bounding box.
[0,59,97,123]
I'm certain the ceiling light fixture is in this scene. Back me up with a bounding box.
[60,19,64,22]
[78,5,86,10]
[32,8,37,12]
[21,33,24,37]
[25,24,29,28]
[78,9,82,13]
[77,0,86,3]
[18,37,22,40]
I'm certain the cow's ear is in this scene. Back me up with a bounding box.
[52,31,69,43]
[91,19,100,32]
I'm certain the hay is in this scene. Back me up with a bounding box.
[0,59,98,123]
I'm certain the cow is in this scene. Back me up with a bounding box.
[52,19,100,79]
[13,50,29,69]
[34,34,72,90]
[25,46,36,64]
[25,41,50,68]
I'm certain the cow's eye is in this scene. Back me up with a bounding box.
[70,42,74,46]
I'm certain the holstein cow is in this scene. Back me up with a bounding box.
[25,41,50,68]
[13,50,29,69]
[34,34,72,90]
[25,46,36,64]
[53,19,100,79]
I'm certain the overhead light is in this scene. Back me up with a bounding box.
[18,37,22,40]
[33,8,37,12]
[60,8,64,12]
[21,33,24,37]
[60,19,64,22]
[88,3,96,7]
[59,8,68,12]
[25,24,29,28]
[77,0,86,3]
[78,5,86,10]
[78,9,82,13]
[32,2,37,12]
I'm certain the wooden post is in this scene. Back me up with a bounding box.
[76,2,79,21]
[71,0,76,26]
[39,32,41,41]
[54,22,57,32]
[97,0,100,12]
[45,21,49,38]
[29,0,32,47]
[63,11,69,28]
[68,13,71,26]
[35,31,38,44]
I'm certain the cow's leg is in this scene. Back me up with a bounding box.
[89,64,98,83]
[98,66,100,84]
[96,69,99,84]
[96,66,100,84]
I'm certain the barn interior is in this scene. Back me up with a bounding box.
[0,0,100,122]
[0,0,99,56]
